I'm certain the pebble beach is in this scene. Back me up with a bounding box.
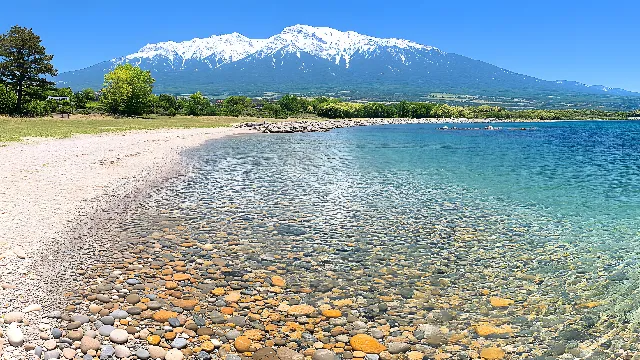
[0,128,251,359]
[1,121,639,360]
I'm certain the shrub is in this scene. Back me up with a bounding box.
[0,85,17,114]
[24,100,52,117]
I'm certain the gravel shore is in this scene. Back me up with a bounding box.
[0,128,252,358]
[0,123,623,360]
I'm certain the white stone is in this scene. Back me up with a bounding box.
[109,329,129,344]
[13,246,26,259]
[23,304,42,312]
[165,349,184,360]
[114,345,131,358]
[7,323,24,347]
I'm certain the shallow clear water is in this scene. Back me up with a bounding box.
[125,121,640,356]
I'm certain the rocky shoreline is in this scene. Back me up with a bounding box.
[0,125,630,360]
[234,118,509,133]
[0,128,252,360]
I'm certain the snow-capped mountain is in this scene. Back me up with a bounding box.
[124,32,268,68]
[121,25,436,69]
[57,25,639,106]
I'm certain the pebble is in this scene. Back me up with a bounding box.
[148,346,167,359]
[98,325,115,336]
[7,323,24,346]
[114,345,131,358]
[109,329,129,344]
[68,330,84,341]
[44,339,57,350]
[101,345,115,359]
[110,309,129,319]
[254,347,279,360]
[80,336,101,353]
[313,349,336,360]
[46,311,62,318]
[387,343,411,354]
[277,347,304,360]
[3,312,24,323]
[147,301,162,310]
[44,350,61,359]
[234,336,251,352]
[171,337,188,349]
[166,348,184,360]
[23,304,42,312]
[100,316,115,325]
[350,334,386,354]
[135,349,151,359]
[126,294,141,304]
[72,314,90,324]
[62,348,76,359]
[13,246,26,259]
[480,347,505,359]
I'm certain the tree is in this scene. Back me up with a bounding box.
[155,94,178,115]
[73,88,96,109]
[101,64,154,116]
[278,94,310,116]
[0,26,57,115]
[184,92,210,116]
[221,96,254,117]
[262,103,285,118]
[0,84,16,114]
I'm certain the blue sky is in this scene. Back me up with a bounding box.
[2,0,639,91]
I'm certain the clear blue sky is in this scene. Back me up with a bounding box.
[2,0,639,91]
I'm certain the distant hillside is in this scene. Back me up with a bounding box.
[56,25,640,109]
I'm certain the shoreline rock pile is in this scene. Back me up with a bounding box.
[233,118,491,133]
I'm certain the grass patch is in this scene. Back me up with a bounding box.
[0,115,308,142]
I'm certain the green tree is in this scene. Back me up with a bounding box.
[184,92,210,116]
[73,88,96,109]
[221,96,254,117]
[358,102,395,118]
[101,64,155,116]
[262,103,285,118]
[53,87,73,98]
[0,84,16,114]
[156,94,178,115]
[277,94,310,116]
[0,26,57,115]
[24,99,52,117]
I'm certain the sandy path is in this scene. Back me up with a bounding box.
[0,128,252,355]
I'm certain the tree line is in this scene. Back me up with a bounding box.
[1,25,639,120]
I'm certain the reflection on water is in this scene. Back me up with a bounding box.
[122,122,640,358]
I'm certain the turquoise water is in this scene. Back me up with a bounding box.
[129,121,640,357]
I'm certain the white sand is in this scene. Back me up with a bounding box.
[0,127,252,352]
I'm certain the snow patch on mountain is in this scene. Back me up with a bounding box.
[123,33,268,67]
[118,24,439,69]
[254,25,437,67]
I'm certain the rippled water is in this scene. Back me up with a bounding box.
[126,121,640,357]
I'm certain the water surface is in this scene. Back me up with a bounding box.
[127,121,640,357]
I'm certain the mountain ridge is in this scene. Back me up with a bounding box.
[56,25,640,108]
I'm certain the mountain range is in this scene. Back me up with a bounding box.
[56,25,640,109]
